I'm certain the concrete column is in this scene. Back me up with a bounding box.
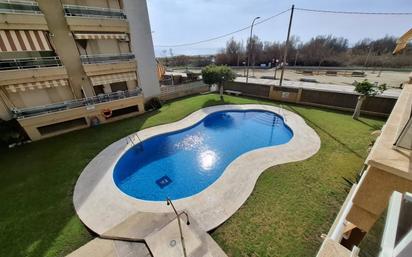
[103,84,112,94]
[296,88,303,103]
[126,80,137,90]
[37,0,94,98]
[0,92,11,120]
[346,166,412,232]
[123,0,160,99]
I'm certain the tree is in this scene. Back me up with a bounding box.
[202,65,236,100]
[352,80,386,120]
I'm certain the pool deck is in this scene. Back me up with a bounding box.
[72,104,321,255]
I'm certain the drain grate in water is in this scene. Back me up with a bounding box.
[156,175,172,189]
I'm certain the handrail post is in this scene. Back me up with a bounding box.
[166,198,190,257]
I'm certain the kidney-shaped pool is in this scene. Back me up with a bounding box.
[113,110,293,201]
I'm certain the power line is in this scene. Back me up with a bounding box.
[295,7,412,15]
[154,8,291,48]
[154,7,412,48]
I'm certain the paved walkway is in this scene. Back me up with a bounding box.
[68,213,227,257]
[66,238,151,257]
[235,77,402,98]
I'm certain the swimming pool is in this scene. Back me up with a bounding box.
[113,110,293,201]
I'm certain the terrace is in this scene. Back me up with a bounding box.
[11,88,142,118]
[0,93,387,257]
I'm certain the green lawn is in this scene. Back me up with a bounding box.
[0,94,384,257]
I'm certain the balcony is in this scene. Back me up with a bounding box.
[63,4,128,32]
[12,88,143,118]
[63,4,126,19]
[0,0,48,30]
[0,0,41,14]
[80,53,134,65]
[80,53,136,77]
[0,56,62,71]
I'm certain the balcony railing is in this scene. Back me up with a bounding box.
[394,110,412,150]
[0,56,62,71]
[0,0,41,15]
[63,4,126,19]
[12,88,143,118]
[80,53,135,65]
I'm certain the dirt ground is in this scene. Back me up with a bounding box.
[176,67,411,89]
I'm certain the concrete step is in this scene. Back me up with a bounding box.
[66,238,151,257]
[144,215,227,257]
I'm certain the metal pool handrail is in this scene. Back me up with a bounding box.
[127,132,143,149]
[166,198,190,257]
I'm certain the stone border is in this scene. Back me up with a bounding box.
[73,104,321,235]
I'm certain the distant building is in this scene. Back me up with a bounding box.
[0,0,160,140]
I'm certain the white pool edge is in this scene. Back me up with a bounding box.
[73,104,321,235]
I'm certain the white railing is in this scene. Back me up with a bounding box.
[0,0,42,15]
[80,53,135,65]
[12,88,142,118]
[0,56,62,71]
[394,112,412,150]
[63,4,126,19]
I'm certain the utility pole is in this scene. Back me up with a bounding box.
[246,16,260,85]
[279,5,294,87]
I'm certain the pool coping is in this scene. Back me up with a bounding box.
[73,104,321,235]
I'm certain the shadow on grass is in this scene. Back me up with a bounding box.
[0,109,161,257]
[201,98,226,108]
[357,118,383,131]
[288,105,365,160]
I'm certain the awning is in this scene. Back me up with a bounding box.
[73,33,129,41]
[393,28,412,54]
[0,30,52,52]
[6,79,68,93]
[90,72,137,86]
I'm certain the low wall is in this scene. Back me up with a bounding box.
[224,81,397,116]
[18,96,145,141]
[160,81,209,101]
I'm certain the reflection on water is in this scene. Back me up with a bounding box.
[198,149,218,171]
[113,110,293,201]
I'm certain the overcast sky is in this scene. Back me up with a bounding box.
[147,0,412,56]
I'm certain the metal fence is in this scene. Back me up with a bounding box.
[0,56,62,71]
[0,0,41,15]
[80,53,134,65]
[63,4,126,19]
[12,88,142,118]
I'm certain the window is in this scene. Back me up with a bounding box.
[37,118,87,135]
[110,81,128,92]
[94,85,105,95]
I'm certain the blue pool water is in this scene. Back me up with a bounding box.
[113,110,293,201]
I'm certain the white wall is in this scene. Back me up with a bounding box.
[123,0,160,99]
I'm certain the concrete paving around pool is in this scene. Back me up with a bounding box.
[72,104,321,255]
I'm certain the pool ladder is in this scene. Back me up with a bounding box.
[127,132,143,149]
[166,198,190,257]
[279,105,287,122]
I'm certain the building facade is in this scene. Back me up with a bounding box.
[0,0,160,140]
[316,73,412,257]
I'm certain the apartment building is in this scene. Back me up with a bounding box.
[0,0,160,141]
[317,74,412,256]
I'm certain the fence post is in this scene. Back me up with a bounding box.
[296,87,303,103]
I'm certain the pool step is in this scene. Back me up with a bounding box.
[250,113,282,126]
[144,214,227,257]
[66,238,151,257]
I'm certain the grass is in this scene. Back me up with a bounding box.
[0,94,385,257]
